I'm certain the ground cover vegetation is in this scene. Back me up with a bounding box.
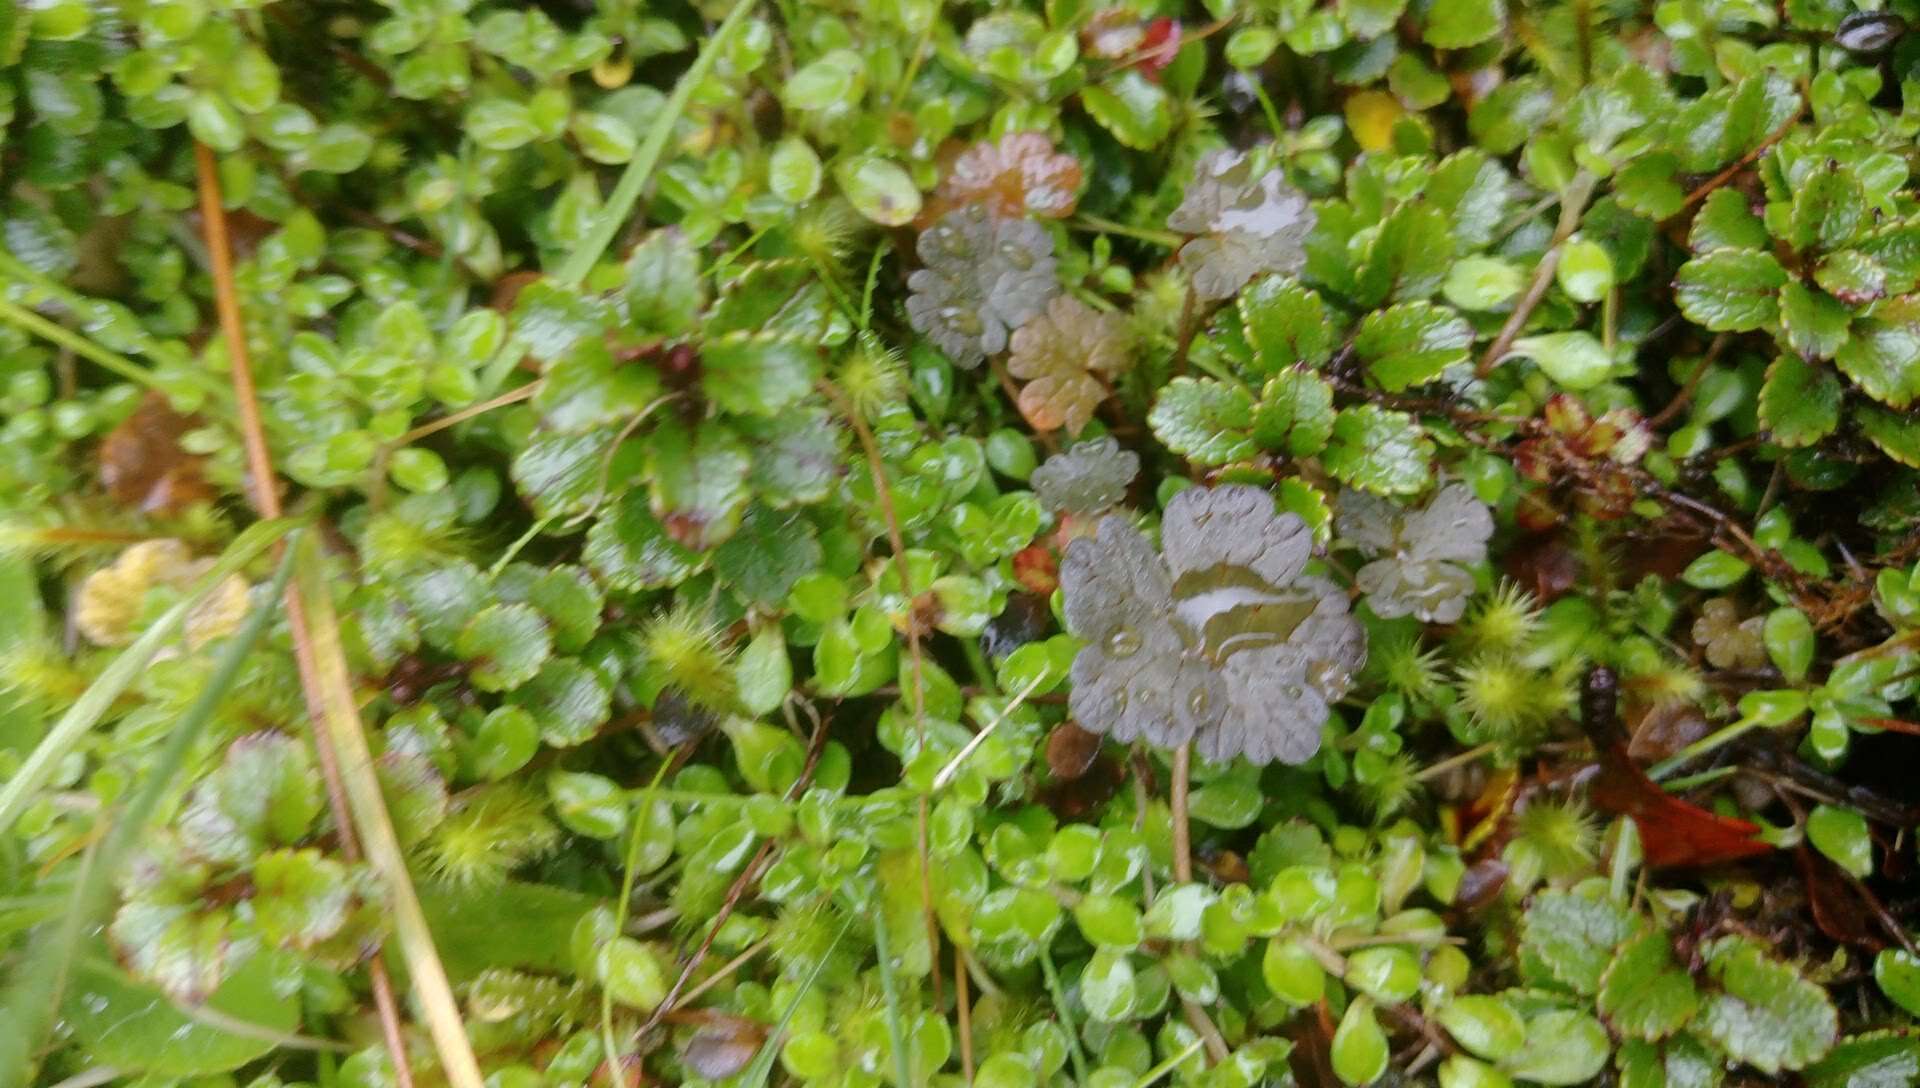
[8,1,1920,1086]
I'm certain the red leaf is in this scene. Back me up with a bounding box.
[1797,846,1882,950]
[1581,667,1772,869]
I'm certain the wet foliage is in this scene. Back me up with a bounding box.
[7,1,1920,1087]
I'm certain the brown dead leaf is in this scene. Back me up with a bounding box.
[98,392,215,516]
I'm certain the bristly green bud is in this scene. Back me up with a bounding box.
[1455,581,1540,658]
[1503,798,1600,893]
[640,601,738,712]
[416,784,562,887]
[837,332,908,423]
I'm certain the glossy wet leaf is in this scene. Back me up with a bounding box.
[1699,936,1840,1073]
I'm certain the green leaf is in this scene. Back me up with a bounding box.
[1436,995,1527,1062]
[1764,607,1815,684]
[1690,189,1768,253]
[252,848,356,949]
[1777,282,1850,360]
[768,136,823,203]
[455,603,553,692]
[834,153,922,227]
[702,334,819,416]
[624,228,704,337]
[647,420,752,551]
[1836,299,1920,408]
[536,339,663,433]
[1354,202,1455,307]
[511,658,613,747]
[1598,930,1699,1041]
[1324,405,1434,495]
[1674,249,1787,332]
[465,99,540,149]
[1680,550,1750,589]
[62,950,300,1076]
[180,732,324,864]
[1555,238,1615,303]
[549,769,629,839]
[1427,150,1513,249]
[1519,889,1634,994]
[1424,0,1504,47]
[1804,1031,1920,1088]
[1082,70,1173,150]
[418,879,602,981]
[1759,356,1842,446]
[585,489,708,590]
[601,936,671,1010]
[1355,302,1474,392]
[1443,256,1523,311]
[1080,947,1137,1021]
[1806,804,1872,878]
[1790,162,1868,253]
[1858,407,1920,469]
[1507,331,1613,390]
[1874,951,1920,1019]
[1699,936,1839,1073]
[1332,995,1390,1085]
[1239,277,1335,372]
[1252,371,1336,457]
[1501,1010,1610,1085]
[1340,0,1409,37]
[1263,938,1328,1006]
[1148,377,1256,465]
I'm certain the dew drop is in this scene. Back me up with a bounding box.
[1188,687,1211,715]
[1284,684,1304,700]
[1107,628,1141,658]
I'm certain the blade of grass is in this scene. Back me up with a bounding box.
[736,915,850,1088]
[0,538,300,1087]
[477,0,759,395]
[0,516,301,837]
[869,888,915,1088]
[292,534,486,1088]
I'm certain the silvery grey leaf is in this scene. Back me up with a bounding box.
[1170,150,1316,301]
[905,205,1059,368]
[1031,436,1140,516]
[1060,484,1364,766]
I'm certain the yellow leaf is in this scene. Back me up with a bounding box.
[1346,90,1404,153]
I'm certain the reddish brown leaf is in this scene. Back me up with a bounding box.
[98,392,214,516]
[1012,544,1058,595]
[1504,530,1580,602]
[1582,667,1771,869]
[1797,846,1882,949]
[936,132,1083,220]
[1627,700,1714,763]
[1045,721,1103,780]
[680,1019,766,1080]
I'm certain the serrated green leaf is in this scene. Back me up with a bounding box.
[1148,377,1256,465]
[1253,370,1336,457]
[455,603,553,692]
[1699,936,1839,1073]
[648,420,752,551]
[1502,1010,1610,1085]
[625,228,704,336]
[1520,889,1634,994]
[1324,405,1434,495]
[1598,930,1699,1041]
[1355,202,1455,307]
[1356,302,1474,392]
[1836,300,1920,408]
[1674,249,1787,332]
[1240,277,1335,372]
[1081,71,1172,150]
[1759,355,1842,446]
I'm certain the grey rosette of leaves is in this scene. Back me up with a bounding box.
[1168,148,1316,302]
[1060,484,1366,766]
[904,204,1059,367]
[1336,482,1495,623]
[1031,436,1140,517]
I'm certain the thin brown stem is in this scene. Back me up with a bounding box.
[1646,333,1728,429]
[195,143,428,1088]
[1170,743,1193,885]
[1666,107,1805,220]
[818,378,945,1006]
[1476,171,1597,379]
